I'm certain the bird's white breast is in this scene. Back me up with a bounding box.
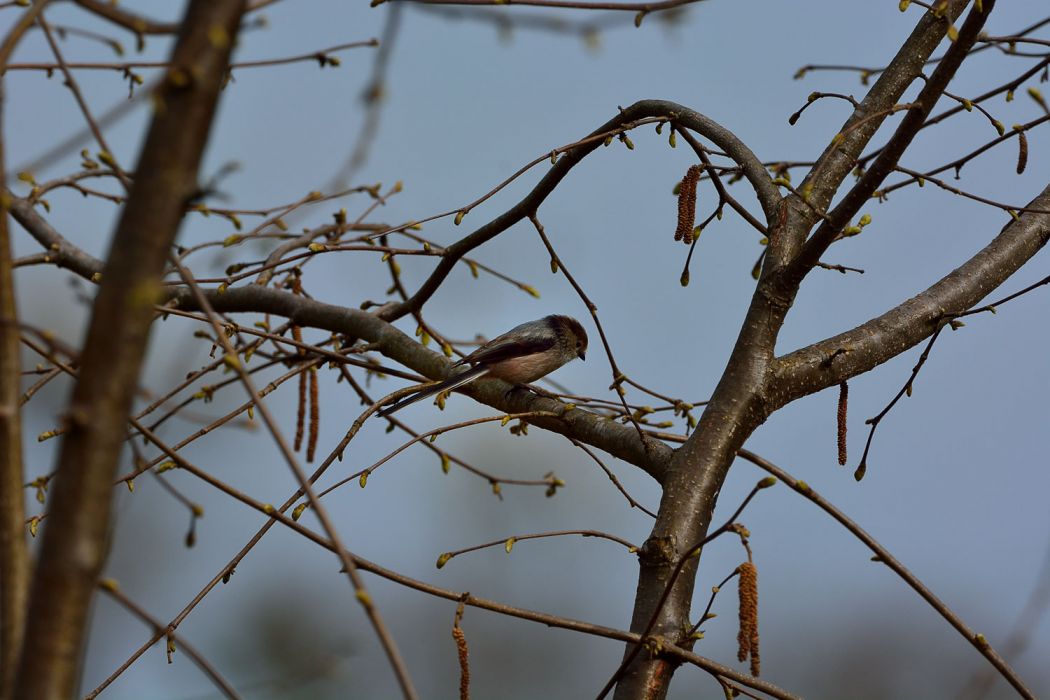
[487,352,567,384]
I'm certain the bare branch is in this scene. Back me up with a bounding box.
[169,285,673,479]
[13,3,246,696]
[380,99,779,322]
[98,581,240,700]
[795,0,969,229]
[738,449,1035,700]
[794,0,997,272]
[402,0,711,14]
[772,183,1050,405]
[72,0,181,35]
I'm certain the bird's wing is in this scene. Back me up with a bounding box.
[457,333,556,366]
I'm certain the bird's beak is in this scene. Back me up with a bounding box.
[578,350,586,361]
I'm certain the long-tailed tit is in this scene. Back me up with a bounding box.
[377,315,587,417]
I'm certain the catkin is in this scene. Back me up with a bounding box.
[837,381,849,466]
[675,165,702,244]
[453,624,470,699]
[737,561,761,677]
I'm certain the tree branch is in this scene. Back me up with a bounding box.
[772,182,1050,405]
[378,99,779,322]
[793,0,995,273]
[7,192,671,478]
[5,192,104,279]
[72,0,180,35]
[169,285,673,480]
[0,2,55,695]
[13,3,247,697]
[795,0,969,226]
[738,449,1035,700]
[98,582,240,700]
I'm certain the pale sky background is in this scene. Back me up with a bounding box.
[5,1,1049,698]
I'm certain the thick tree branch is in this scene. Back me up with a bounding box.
[613,276,781,699]
[169,285,672,480]
[612,116,790,696]
[0,3,53,696]
[772,182,1050,405]
[13,3,246,698]
[795,0,968,223]
[0,79,28,700]
[7,191,670,478]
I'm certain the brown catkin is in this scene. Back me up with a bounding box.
[675,164,701,244]
[737,561,760,677]
[452,624,471,700]
[837,381,848,466]
[292,326,306,452]
[1016,130,1028,175]
[307,366,319,462]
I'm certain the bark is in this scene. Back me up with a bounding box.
[0,88,29,700]
[774,183,1050,403]
[0,5,53,695]
[12,2,246,698]
[612,3,997,698]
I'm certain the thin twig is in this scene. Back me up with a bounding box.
[738,449,1035,700]
[168,255,419,700]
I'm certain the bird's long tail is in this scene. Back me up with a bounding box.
[376,365,490,417]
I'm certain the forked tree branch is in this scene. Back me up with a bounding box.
[793,0,969,230]
[793,0,996,274]
[376,99,780,322]
[611,3,1031,698]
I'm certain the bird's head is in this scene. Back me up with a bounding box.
[550,315,587,361]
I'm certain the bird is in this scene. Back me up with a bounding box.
[376,315,587,417]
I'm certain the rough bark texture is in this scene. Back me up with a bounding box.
[12,2,246,697]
